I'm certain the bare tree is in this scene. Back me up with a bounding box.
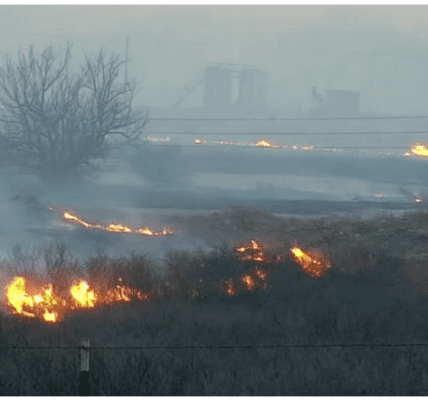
[0,43,148,182]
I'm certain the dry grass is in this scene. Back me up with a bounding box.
[2,206,428,395]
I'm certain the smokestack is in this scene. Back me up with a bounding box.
[125,36,129,85]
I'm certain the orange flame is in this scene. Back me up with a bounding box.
[241,275,255,291]
[5,240,335,324]
[106,224,132,233]
[224,279,236,296]
[254,267,267,280]
[70,281,97,308]
[6,276,150,323]
[63,212,101,229]
[6,277,59,322]
[63,212,174,237]
[194,138,207,145]
[291,247,331,278]
[409,143,428,158]
[136,227,154,236]
[255,139,277,148]
[234,240,265,262]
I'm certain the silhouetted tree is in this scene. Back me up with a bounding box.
[0,43,148,183]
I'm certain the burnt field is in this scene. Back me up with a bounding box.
[183,145,427,186]
[2,206,428,395]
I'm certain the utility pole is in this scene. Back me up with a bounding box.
[125,36,129,85]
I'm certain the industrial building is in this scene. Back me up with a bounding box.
[171,64,267,114]
[311,87,360,117]
[235,68,268,110]
[203,65,233,111]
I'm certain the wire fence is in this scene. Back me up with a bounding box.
[3,339,423,395]
[2,342,428,350]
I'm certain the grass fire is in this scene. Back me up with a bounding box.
[62,211,174,236]
[291,247,331,278]
[4,237,281,323]
[407,142,428,158]
[6,276,150,322]
[2,206,428,395]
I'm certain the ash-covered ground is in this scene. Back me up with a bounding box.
[0,144,427,272]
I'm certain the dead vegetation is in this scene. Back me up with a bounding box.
[2,205,428,394]
[162,205,428,273]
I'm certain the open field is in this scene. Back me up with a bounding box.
[2,206,428,395]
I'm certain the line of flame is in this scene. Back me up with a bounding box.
[62,212,174,236]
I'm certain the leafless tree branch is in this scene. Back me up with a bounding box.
[0,43,148,181]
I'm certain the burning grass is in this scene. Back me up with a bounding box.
[2,206,428,394]
[1,241,427,395]
[62,211,174,236]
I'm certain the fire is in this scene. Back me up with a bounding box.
[291,247,331,278]
[227,240,272,294]
[106,224,132,233]
[254,267,267,280]
[302,145,314,151]
[234,240,265,262]
[6,277,59,322]
[255,139,277,148]
[104,279,143,303]
[6,276,149,323]
[135,227,174,236]
[415,197,423,203]
[410,143,428,157]
[63,212,100,229]
[224,266,268,295]
[241,275,255,291]
[70,281,97,308]
[5,239,336,323]
[224,279,236,296]
[194,138,207,145]
[136,227,154,236]
[63,212,174,237]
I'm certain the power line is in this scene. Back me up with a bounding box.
[139,143,412,151]
[273,47,428,60]
[140,144,409,152]
[144,130,428,136]
[134,142,422,152]
[148,116,428,122]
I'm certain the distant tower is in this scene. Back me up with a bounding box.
[312,86,324,108]
[237,69,267,110]
[125,36,129,86]
[203,65,232,111]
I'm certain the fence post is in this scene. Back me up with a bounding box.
[79,338,90,396]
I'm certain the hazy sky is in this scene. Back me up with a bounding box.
[1,5,428,114]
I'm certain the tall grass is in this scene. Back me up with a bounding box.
[1,210,428,395]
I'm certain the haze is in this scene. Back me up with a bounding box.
[0,4,427,266]
[1,5,428,113]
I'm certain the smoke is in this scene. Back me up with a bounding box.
[0,165,216,274]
